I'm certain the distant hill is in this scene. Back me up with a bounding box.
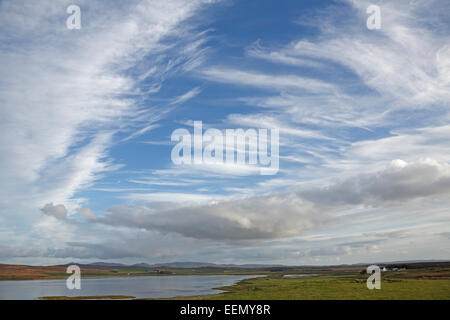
[151,262,217,268]
[132,261,288,268]
[352,259,450,266]
[87,262,125,267]
[131,263,152,268]
[58,259,450,269]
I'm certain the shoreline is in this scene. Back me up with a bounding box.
[0,272,269,282]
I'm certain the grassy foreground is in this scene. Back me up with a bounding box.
[41,275,450,300]
[187,275,450,300]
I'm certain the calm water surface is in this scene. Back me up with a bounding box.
[0,275,264,300]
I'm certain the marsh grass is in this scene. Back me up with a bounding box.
[193,275,450,300]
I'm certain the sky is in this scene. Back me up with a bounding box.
[0,0,449,266]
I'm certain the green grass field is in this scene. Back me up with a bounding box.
[190,274,450,300]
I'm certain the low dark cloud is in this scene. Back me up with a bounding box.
[98,194,321,241]
[92,159,450,242]
[40,203,68,220]
[299,159,450,207]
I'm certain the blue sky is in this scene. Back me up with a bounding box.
[0,0,449,265]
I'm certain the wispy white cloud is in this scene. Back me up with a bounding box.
[170,87,202,105]
[0,0,213,257]
[120,124,160,142]
[200,67,337,94]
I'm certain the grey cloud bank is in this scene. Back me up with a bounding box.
[92,159,450,242]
